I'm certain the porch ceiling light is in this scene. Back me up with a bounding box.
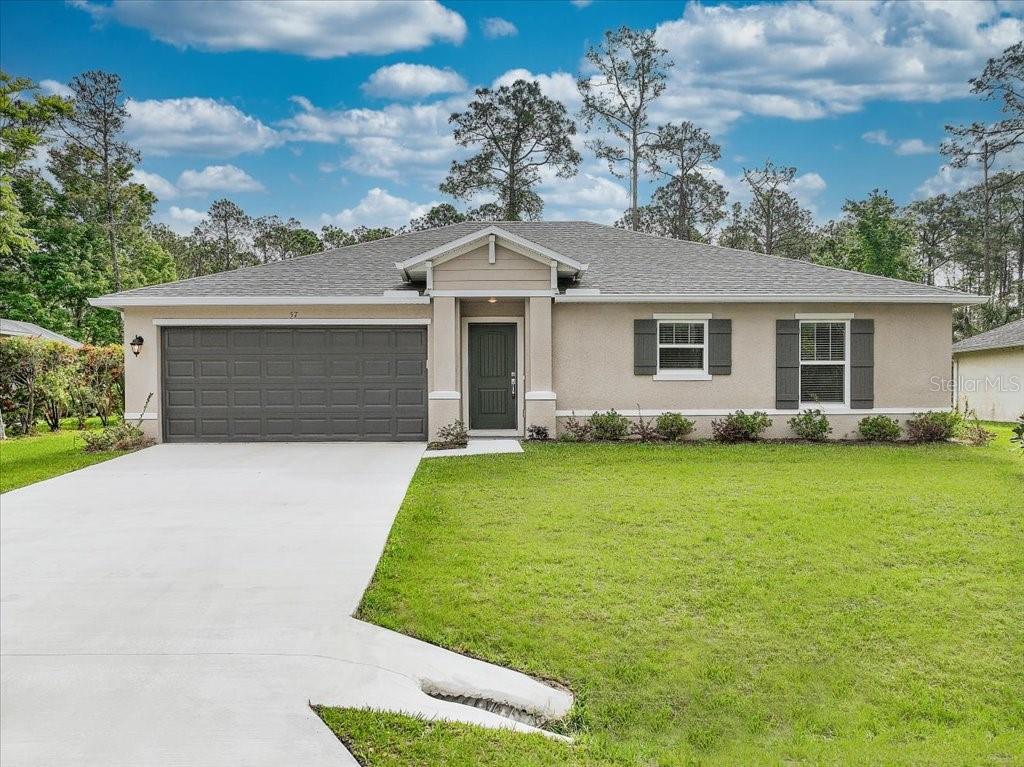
[487,297,497,303]
[129,335,144,356]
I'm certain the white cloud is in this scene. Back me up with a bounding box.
[39,79,73,98]
[131,168,177,199]
[862,130,892,146]
[280,95,464,181]
[159,205,206,234]
[914,143,1023,198]
[127,97,281,156]
[482,17,518,38]
[73,0,467,58]
[320,187,437,229]
[646,1,1024,130]
[492,69,580,109]
[177,164,265,194]
[894,138,932,156]
[570,0,593,7]
[541,171,629,223]
[362,63,467,99]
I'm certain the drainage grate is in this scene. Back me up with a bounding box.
[423,688,547,728]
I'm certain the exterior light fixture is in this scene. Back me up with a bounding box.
[129,335,144,356]
[487,297,497,304]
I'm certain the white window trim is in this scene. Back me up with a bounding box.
[655,319,710,381]
[798,319,850,409]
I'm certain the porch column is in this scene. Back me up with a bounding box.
[525,296,556,435]
[428,296,460,439]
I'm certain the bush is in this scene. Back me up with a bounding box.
[526,424,550,441]
[788,409,832,441]
[427,419,469,450]
[630,411,660,442]
[655,412,695,441]
[558,413,593,442]
[857,415,901,442]
[905,411,962,443]
[954,405,995,446]
[588,410,630,441]
[82,393,154,453]
[711,410,772,443]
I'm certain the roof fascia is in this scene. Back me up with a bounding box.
[396,226,587,275]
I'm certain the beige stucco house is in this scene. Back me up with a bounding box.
[952,318,1024,422]
[90,222,986,442]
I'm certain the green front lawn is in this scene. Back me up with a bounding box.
[0,418,128,493]
[322,427,1023,766]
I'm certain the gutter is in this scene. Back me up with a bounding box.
[88,294,431,309]
[553,293,990,305]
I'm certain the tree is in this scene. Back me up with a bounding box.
[739,161,815,258]
[0,71,72,175]
[907,195,964,286]
[814,190,921,281]
[320,224,356,249]
[578,27,671,230]
[637,122,726,241]
[253,215,322,262]
[408,203,468,231]
[440,79,581,220]
[717,202,757,251]
[50,71,139,291]
[194,199,253,272]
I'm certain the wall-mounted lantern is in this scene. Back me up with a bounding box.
[129,335,144,356]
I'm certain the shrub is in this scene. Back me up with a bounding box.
[655,412,695,441]
[427,419,469,450]
[905,410,962,443]
[788,409,832,441]
[526,424,550,441]
[630,410,660,443]
[558,413,593,442]
[858,415,901,442]
[954,405,995,446]
[711,410,772,443]
[82,393,154,453]
[588,409,630,441]
[1011,414,1024,450]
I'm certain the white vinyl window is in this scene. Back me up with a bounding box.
[799,320,849,406]
[656,320,708,378]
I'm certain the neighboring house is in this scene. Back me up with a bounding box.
[951,318,1024,422]
[0,318,84,349]
[89,222,986,443]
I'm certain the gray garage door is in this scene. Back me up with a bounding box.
[161,326,427,442]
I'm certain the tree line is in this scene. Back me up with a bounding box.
[1,34,1020,345]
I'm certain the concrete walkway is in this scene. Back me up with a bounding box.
[1,444,571,766]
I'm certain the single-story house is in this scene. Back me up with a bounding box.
[89,221,986,443]
[0,318,84,349]
[951,317,1024,422]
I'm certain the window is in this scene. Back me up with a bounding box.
[799,321,848,405]
[657,320,707,376]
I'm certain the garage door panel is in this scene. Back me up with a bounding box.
[162,326,427,442]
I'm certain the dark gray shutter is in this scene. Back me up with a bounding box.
[708,319,732,375]
[634,319,657,375]
[850,319,874,409]
[776,320,799,409]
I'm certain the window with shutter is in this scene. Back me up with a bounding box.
[657,320,707,376]
[799,321,848,405]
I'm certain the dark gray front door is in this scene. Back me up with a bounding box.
[468,323,517,430]
[161,326,427,442]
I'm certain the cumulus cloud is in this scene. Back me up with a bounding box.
[362,63,467,99]
[73,0,467,58]
[915,143,1023,198]
[320,187,437,229]
[130,169,177,199]
[482,17,518,38]
[159,205,206,234]
[644,0,1024,130]
[894,138,931,156]
[126,97,281,157]
[862,130,892,146]
[570,0,593,7]
[491,69,580,109]
[177,164,265,194]
[39,79,73,98]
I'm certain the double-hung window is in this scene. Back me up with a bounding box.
[656,320,708,378]
[799,320,848,406]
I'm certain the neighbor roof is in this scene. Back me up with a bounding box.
[91,221,986,306]
[952,317,1024,354]
[0,318,83,348]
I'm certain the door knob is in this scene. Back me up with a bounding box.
[511,371,516,398]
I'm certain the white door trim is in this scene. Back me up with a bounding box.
[460,316,524,437]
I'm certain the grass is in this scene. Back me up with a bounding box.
[320,425,1023,766]
[0,417,128,493]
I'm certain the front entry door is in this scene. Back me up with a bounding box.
[468,323,517,430]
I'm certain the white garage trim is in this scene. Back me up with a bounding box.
[152,318,430,327]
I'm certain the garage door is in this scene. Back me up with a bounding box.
[161,326,427,442]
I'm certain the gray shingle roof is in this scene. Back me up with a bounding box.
[0,318,84,348]
[94,221,985,303]
[952,318,1024,354]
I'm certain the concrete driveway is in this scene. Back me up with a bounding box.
[1,444,571,766]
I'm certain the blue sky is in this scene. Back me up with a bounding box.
[2,0,1021,234]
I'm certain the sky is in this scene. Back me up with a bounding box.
[1,0,1022,235]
